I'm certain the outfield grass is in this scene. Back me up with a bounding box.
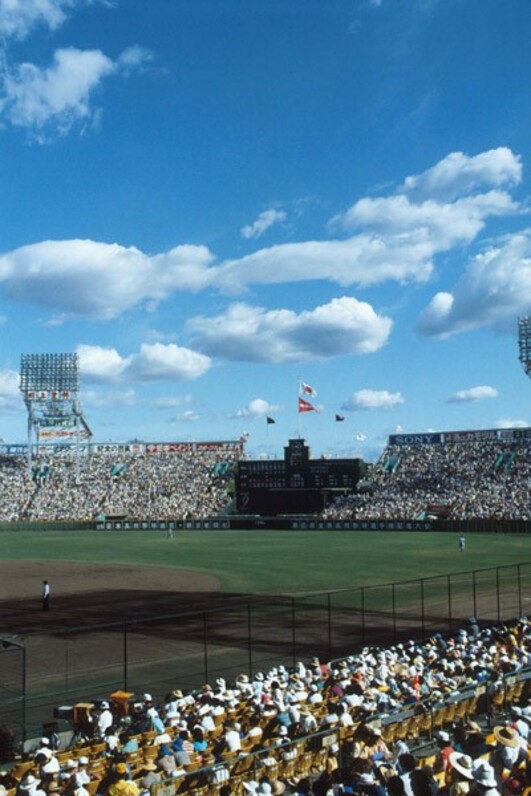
[0,528,529,593]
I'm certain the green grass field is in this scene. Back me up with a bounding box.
[0,528,529,593]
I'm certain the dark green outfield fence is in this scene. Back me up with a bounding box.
[0,516,530,532]
[1,561,530,747]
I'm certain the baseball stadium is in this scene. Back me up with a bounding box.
[0,322,530,796]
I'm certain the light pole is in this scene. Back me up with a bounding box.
[0,636,27,750]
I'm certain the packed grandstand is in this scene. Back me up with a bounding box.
[0,427,529,523]
[0,442,242,522]
[1,617,529,795]
[323,429,530,523]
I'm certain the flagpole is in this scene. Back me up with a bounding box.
[297,375,301,439]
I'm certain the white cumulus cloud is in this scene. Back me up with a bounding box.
[495,418,529,429]
[234,398,280,418]
[0,368,20,396]
[219,150,521,294]
[241,209,286,240]
[401,147,522,201]
[0,239,215,321]
[188,297,392,363]
[0,147,525,331]
[0,368,23,410]
[77,343,211,384]
[446,385,498,403]
[330,191,516,246]
[341,389,405,412]
[1,45,153,141]
[0,0,79,40]
[169,410,200,423]
[417,229,531,337]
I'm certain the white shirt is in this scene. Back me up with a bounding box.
[225,729,241,752]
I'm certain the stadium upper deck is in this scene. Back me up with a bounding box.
[324,427,530,522]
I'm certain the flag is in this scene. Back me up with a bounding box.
[335,414,345,422]
[266,416,276,424]
[299,381,317,397]
[355,432,367,441]
[396,424,403,433]
[298,397,317,413]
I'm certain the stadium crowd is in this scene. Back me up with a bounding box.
[0,433,529,523]
[323,439,530,522]
[0,448,240,522]
[1,617,529,796]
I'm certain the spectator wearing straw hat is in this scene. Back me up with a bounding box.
[137,760,161,790]
[447,752,475,796]
[491,725,528,773]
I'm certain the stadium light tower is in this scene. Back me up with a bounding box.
[19,353,92,471]
[518,316,531,379]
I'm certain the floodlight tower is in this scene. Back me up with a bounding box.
[518,316,531,379]
[19,353,92,472]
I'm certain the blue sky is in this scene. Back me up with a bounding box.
[0,0,530,460]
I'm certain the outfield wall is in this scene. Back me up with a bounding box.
[1,517,530,532]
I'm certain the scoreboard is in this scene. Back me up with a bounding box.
[236,438,364,515]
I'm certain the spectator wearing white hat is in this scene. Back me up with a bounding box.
[470,762,500,796]
[448,752,475,796]
[74,758,90,787]
[433,730,455,774]
[96,701,113,737]
[32,738,52,761]
[17,774,46,796]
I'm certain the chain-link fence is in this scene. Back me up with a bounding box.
[1,562,529,744]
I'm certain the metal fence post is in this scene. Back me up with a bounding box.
[517,564,522,617]
[447,574,452,634]
[420,579,425,640]
[327,592,332,660]
[496,568,501,623]
[247,603,253,677]
[203,611,209,684]
[361,588,365,647]
[291,597,296,670]
[123,621,128,691]
[392,583,397,643]
[473,570,477,620]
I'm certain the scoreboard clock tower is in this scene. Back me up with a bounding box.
[236,438,365,516]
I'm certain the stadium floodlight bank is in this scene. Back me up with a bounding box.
[518,316,531,378]
[19,353,92,471]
